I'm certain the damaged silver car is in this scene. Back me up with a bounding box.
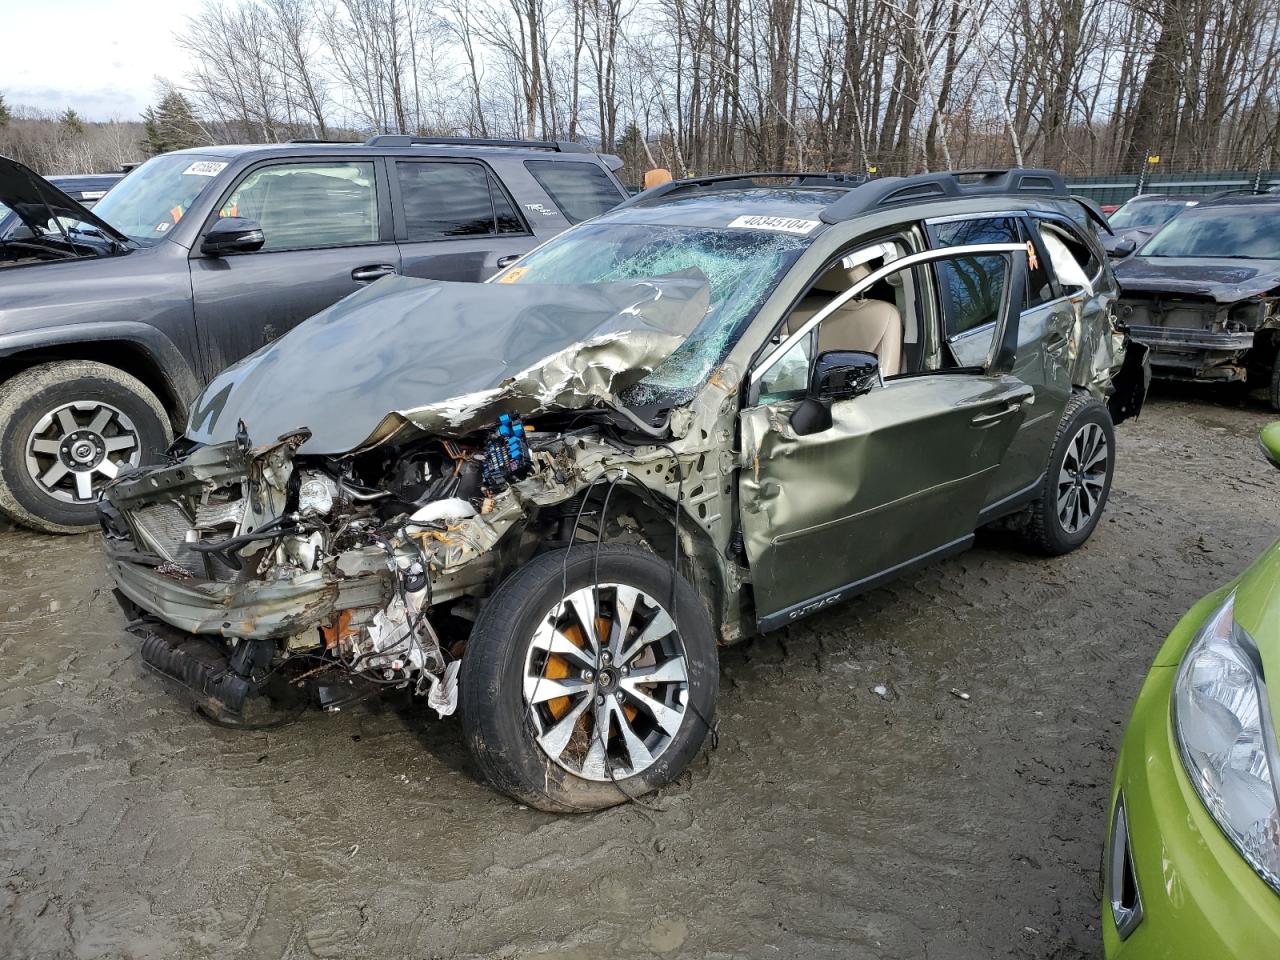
[101,169,1149,811]
[1114,193,1280,405]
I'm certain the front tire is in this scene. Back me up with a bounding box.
[461,545,718,812]
[1020,393,1116,555]
[0,361,172,534]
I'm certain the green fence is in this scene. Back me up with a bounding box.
[1065,169,1280,206]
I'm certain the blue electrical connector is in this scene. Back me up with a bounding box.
[483,413,532,492]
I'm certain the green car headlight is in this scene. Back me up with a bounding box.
[1173,592,1280,893]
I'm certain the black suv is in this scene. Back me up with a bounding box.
[0,137,627,532]
[1102,193,1200,258]
[1114,193,1280,404]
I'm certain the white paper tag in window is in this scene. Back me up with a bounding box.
[182,161,227,177]
[727,215,820,234]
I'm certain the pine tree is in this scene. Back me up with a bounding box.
[0,94,11,128]
[616,123,647,186]
[59,108,85,136]
[141,90,202,155]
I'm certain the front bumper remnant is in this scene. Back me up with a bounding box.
[1125,324,1254,354]
[107,549,388,640]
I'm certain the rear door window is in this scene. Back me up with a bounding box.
[1020,220,1055,306]
[930,217,1016,362]
[219,161,378,250]
[396,161,527,240]
[524,160,624,224]
[1037,220,1099,294]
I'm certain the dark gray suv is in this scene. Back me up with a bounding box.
[0,137,627,532]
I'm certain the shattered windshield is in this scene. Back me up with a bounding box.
[1139,206,1280,259]
[497,222,811,402]
[91,153,226,245]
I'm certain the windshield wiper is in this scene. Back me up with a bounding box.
[0,238,83,259]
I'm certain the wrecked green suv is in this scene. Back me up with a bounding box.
[100,169,1149,811]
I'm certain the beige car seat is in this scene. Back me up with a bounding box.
[785,262,904,376]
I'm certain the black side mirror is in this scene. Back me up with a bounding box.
[1110,238,1137,258]
[200,217,265,256]
[809,350,881,402]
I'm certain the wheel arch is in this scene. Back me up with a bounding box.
[534,482,742,646]
[0,324,201,429]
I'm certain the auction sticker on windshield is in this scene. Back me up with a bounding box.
[727,215,820,235]
[183,161,228,177]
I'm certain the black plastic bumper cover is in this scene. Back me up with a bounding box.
[1110,339,1151,425]
[122,597,271,717]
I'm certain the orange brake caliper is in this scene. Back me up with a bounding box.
[542,616,637,727]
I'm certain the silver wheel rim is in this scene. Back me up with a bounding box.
[523,583,689,782]
[1057,422,1108,534]
[24,401,141,504]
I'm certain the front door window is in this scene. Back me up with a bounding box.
[931,217,1021,367]
[218,162,379,251]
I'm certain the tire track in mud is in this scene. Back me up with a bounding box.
[2,390,1278,960]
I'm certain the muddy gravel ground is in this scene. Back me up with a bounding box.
[2,387,1278,960]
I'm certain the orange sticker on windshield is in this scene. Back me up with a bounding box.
[497,267,528,283]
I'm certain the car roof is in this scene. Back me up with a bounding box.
[600,187,849,228]
[610,168,1074,230]
[160,142,613,164]
[1198,193,1280,208]
[48,173,124,185]
[1121,193,1201,202]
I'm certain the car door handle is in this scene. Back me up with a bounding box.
[496,255,520,268]
[971,397,1030,426]
[352,263,396,283]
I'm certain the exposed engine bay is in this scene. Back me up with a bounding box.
[0,155,126,267]
[101,413,655,719]
[1116,259,1280,383]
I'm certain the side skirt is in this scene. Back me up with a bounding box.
[756,534,974,633]
[976,473,1044,526]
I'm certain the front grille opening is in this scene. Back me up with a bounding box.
[1108,793,1144,940]
[1118,835,1140,911]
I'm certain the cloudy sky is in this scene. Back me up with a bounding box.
[2,0,202,120]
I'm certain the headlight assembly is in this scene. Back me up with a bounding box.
[1173,592,1280,893]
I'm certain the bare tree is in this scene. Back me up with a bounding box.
[156,0,1280,181]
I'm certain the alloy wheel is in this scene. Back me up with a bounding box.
[523,583,689,781]
[24,401,141,504]
[1056,422,1109,534]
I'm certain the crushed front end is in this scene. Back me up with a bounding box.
[99,415,641,720]
[1116,261,1280,384]
[1119,294,1277,382]
[97,272,729,721]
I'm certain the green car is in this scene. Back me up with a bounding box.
[1103,422,1280,955]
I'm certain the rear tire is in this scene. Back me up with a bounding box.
[461,545,718,812]
[0,361,172,534]
[1020,393,1115,556]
